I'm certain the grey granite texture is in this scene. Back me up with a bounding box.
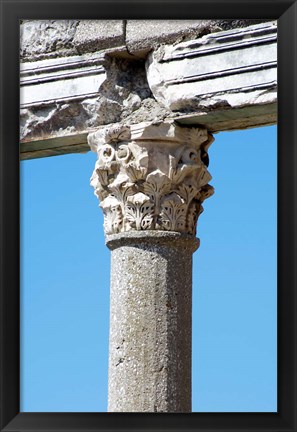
[73,20,125,54]
[20,20,79,60]
[125,19,270,55]
[106,231,199,412]
[20,19,271,61]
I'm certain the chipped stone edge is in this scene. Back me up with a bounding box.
[105,230,200,252]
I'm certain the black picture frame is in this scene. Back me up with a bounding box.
[1,1,296,431]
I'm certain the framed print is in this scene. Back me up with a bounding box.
[1,0,297,431]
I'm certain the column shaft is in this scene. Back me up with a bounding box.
[88,121,214,412]
[107,231,199,412]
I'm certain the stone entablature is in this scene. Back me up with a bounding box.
[20,21,277,160]
[88,121,214,236]
[20,19,270,62]
[147,21,277,117]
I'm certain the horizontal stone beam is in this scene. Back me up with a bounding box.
[20,132,90,160]
[146,21,277,131]
[20,21,277,160]
[20,19,270,62]
[20,53,106,107]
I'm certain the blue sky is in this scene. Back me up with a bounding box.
[20,125,277,412]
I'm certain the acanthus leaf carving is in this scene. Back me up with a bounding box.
[160,193,187,232]
[88,121,214,236]
[187,200,204,235]
[125,192,154,231]
[108,173,135,214]
[177,181,199,204]
[91,161,110,201]
[100,196,123,235]
[200,184,215,201]
[144,169,171,202]
[105,125,131,144]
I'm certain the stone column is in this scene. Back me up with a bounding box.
[88,121,214,412]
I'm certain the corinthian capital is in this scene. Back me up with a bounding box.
[88,121,214,236]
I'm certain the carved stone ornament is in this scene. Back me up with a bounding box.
[88,121,214,236]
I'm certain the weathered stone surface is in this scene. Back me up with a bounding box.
[20,54,106,107]
[106,230,199,412]
[20,20,277,159]
[126,19,271,56]
[126,20,213,55]
[176,103,277,132]
[20,20,79,61]
[19,18,278,416]
[20,19,270,61]
[20,56,169,148]
[89,121,214,236]
[20,132,90,160]
[90,122,213,413]
[20,103,92,144]
[146,21,277,116]
[73,20,125,54]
